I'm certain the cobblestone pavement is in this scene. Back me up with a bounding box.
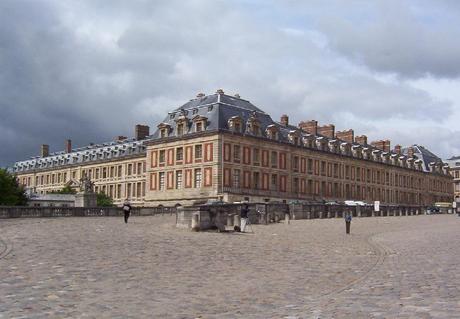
[0,215,459,318]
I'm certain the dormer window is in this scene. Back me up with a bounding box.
[175,113,190,136]
[234,122,241,132]
[228,116,243,133]
[265,125,279,140]
[192,115,207,133]
[288,130,301,145]
[158,123,171,138]
[246,113,261,136]
[177,123,184,136]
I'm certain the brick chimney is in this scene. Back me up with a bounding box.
[355,135,368,145]
[116,135,127,142]
[407,146,415,158]
[336,129,354,143]
[65,139,72,153]
[280,114,289,126]
[394,144,402,154]
[40,144,49,158]
[371,140,385,151]
[299,120,318,135]
[135,124,150,140]
[318,124,335,139]
[382,140,391,152]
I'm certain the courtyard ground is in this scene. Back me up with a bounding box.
[0,214,459,318]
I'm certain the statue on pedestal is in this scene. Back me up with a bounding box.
[79,176,94,194]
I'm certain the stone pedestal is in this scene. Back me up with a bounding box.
[75,193,97,207]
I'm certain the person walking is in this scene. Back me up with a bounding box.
[122,199,132,224]
[240,203,249,232]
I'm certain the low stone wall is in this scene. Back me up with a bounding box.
[176,203,431,230]
[0,206,176,218]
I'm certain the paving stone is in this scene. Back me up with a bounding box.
[0,215,459,318]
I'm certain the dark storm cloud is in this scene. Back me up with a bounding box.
[0,0,458,167]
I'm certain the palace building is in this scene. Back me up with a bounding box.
[13,89,453,207]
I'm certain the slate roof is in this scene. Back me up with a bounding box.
[401,145,442,172]
[13,90,447,175]
[13,138,147,173]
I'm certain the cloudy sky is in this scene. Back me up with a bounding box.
[1,0,460,167]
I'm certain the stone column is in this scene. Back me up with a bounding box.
[285,212,290,224]
[234,214,241,228]
[191,213,200,232]
[227,214,234,226]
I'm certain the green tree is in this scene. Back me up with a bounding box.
[0,168,28,206]
[50,185,76,194]
[97,192,114,207]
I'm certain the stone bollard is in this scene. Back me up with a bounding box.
[327,211,331,219]
[227,214,234,226]
[318,211,323,219]
[191,213,200,232]
[372,210,375,217]
[234,214,241,228]
[285,213,290,224]
[307,211,311,219]
[334,211,339,218]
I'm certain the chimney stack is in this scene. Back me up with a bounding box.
[135,124,150,140]
[371,140,386,151]
[116,135,127,142]
[318,124,335,139]
[355,135,368,145]
[383,139,391,152]
[335,129,354,143]
[407,146,415,158]
[40,144,49,158]
[299,120,318,135]
[394,144,402,154]
[280,114,289,126]
[65,139,72,153]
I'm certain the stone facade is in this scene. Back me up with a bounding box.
[13,90,453,207]
[445,156,460,202]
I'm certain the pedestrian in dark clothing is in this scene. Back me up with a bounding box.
[123,199,132,223]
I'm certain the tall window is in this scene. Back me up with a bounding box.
[195,145,202,159]
[253,148,260,165]
[271,174,278,191]
[118,165,122,177]
[176,147,183,161]
[293,177,299,193]
[127,164,132,176]
[253,172,260,189]
[234,145,241,161]
[293,156,299,171]
[137,163,142,175]
[176,171,183,189]
[233,169,240,188]
[194,169,202,188]
[271,151,277,168]
[177,124,184,136]
[159,172,165,190]
[159,150,165,163]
